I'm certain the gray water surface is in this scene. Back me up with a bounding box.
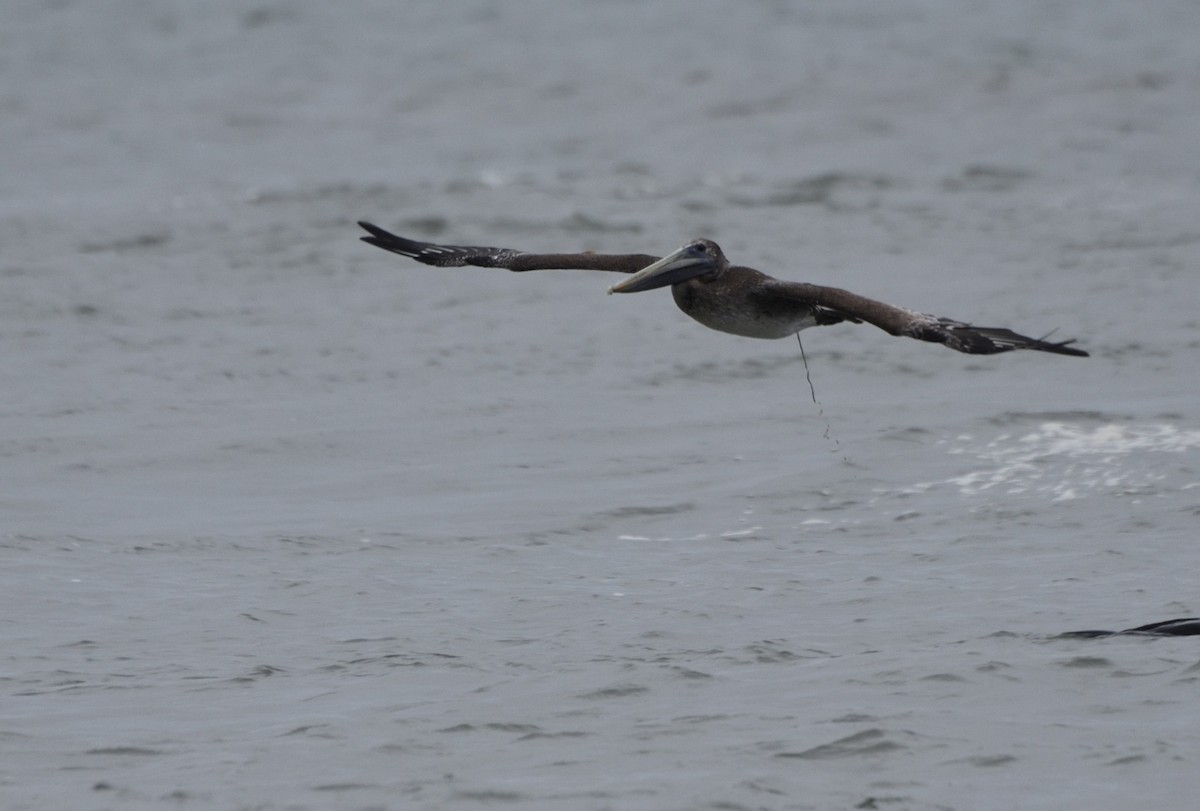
[3,2,1198,809]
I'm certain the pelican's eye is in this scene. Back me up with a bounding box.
[692,243,708,255]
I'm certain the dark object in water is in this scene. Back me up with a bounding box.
[1059,617,1200,639]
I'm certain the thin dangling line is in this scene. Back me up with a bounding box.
[797,332,840,451]
[797,332,817,404]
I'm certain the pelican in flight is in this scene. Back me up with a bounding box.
[357,222,1088,357]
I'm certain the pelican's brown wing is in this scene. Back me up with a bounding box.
[358,222,659,274]
[755,280,1089,357]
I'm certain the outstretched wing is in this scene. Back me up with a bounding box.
[359,222,524,267]
[757,279,1089,356]
[900,317,1088,356]
[358,221,659,274]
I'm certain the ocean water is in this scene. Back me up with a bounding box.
[2,1,1199,809]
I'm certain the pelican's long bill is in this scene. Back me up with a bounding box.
[607,243,716,294]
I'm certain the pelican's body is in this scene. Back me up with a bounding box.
[668,264,844,339]
[358,222,1088,357]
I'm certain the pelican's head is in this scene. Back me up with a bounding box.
[607,239,726,294]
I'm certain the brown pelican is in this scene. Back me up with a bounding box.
[358,222,1088,357]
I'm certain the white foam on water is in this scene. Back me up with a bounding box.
[916,422,1200,500]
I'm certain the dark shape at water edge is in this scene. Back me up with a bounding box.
[1058,618,1200,639]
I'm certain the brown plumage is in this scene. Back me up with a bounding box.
[358,222,1088,357]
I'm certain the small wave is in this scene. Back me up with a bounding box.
[913,422,1200,500]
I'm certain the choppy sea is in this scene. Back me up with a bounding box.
[3,2,1198,809]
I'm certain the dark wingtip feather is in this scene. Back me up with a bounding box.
[1029,338,1089,357]
[1029,328,1089,357]
[357,220,388,241]
[954,325,1090,357]
[356,221,433,259]
[1053,343,1088,358]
